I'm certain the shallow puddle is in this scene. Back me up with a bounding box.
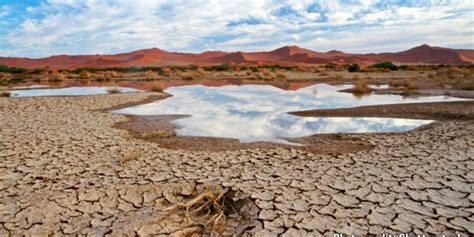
[9,86,140,97]
[12,84,50,89]
[114,84,466,144]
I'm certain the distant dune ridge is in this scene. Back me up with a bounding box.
[1,44,473,69]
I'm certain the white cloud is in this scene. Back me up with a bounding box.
[0,5,11,17]
[0,0,472,57]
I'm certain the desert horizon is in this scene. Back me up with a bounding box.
[1,44,473,69]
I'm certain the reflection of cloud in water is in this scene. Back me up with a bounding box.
[115,84,466,143]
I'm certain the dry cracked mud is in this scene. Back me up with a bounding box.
[0,92,473,236]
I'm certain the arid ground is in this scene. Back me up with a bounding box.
[0,67,473,236]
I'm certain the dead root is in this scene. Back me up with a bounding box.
[164,186,237,236]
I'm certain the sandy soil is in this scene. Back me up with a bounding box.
[0,92,473,236]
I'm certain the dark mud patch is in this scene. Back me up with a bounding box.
[373,88,474,99]
[290,101,474,121]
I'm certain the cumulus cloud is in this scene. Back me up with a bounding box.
[0,0,472,57]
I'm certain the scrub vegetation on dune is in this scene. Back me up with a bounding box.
[0,63,473,98]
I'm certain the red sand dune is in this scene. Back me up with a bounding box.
[0,44,472,69]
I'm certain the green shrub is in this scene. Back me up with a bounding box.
[371,61,398,71]
[348,64,360,72]
[0,65,27,73]
[215,64,230,71]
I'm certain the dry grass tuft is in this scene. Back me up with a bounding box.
[389,78,418,90]
[262,70,272,78]
[1,91,11,97]
[107,88,122,94]
[275,73,286,79]
[455,79,474,90]
[352,80,371,93]
[351,80,372,99]
[49,71,64,82]
[79,71,91,79]
[150,84,164,92]
[0,72,12,81]
[145,71,159,80]
[182,75,194,81]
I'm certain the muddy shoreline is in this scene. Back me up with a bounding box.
[290,100,474,121]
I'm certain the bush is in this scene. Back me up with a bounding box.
[48,71,64,82]
[250,66,259,72]
[455,79,474,90]
[182,75,194,80]
[144,71,159,79]
[0,65,27,73]
[189,65,199,71]
[398,65,410,70]
[215,64,230,71]
[150,85,163,92]
[389,78,418,90]
[371,61,398,71]
[348,64,360,72]
[31,68,49,74]
[351,80,372,97]
[276,73,286,79]
[69,66,163,74]
[107,88,122,94]
[79,71,91,79]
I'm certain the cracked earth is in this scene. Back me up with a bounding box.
[0,92,473,236]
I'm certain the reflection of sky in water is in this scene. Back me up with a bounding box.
[10,86,140,97]
[115,84,467,144]
[12,84,50,89]
[369,84,390,89]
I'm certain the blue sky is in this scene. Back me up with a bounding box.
[0,0,473,58]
